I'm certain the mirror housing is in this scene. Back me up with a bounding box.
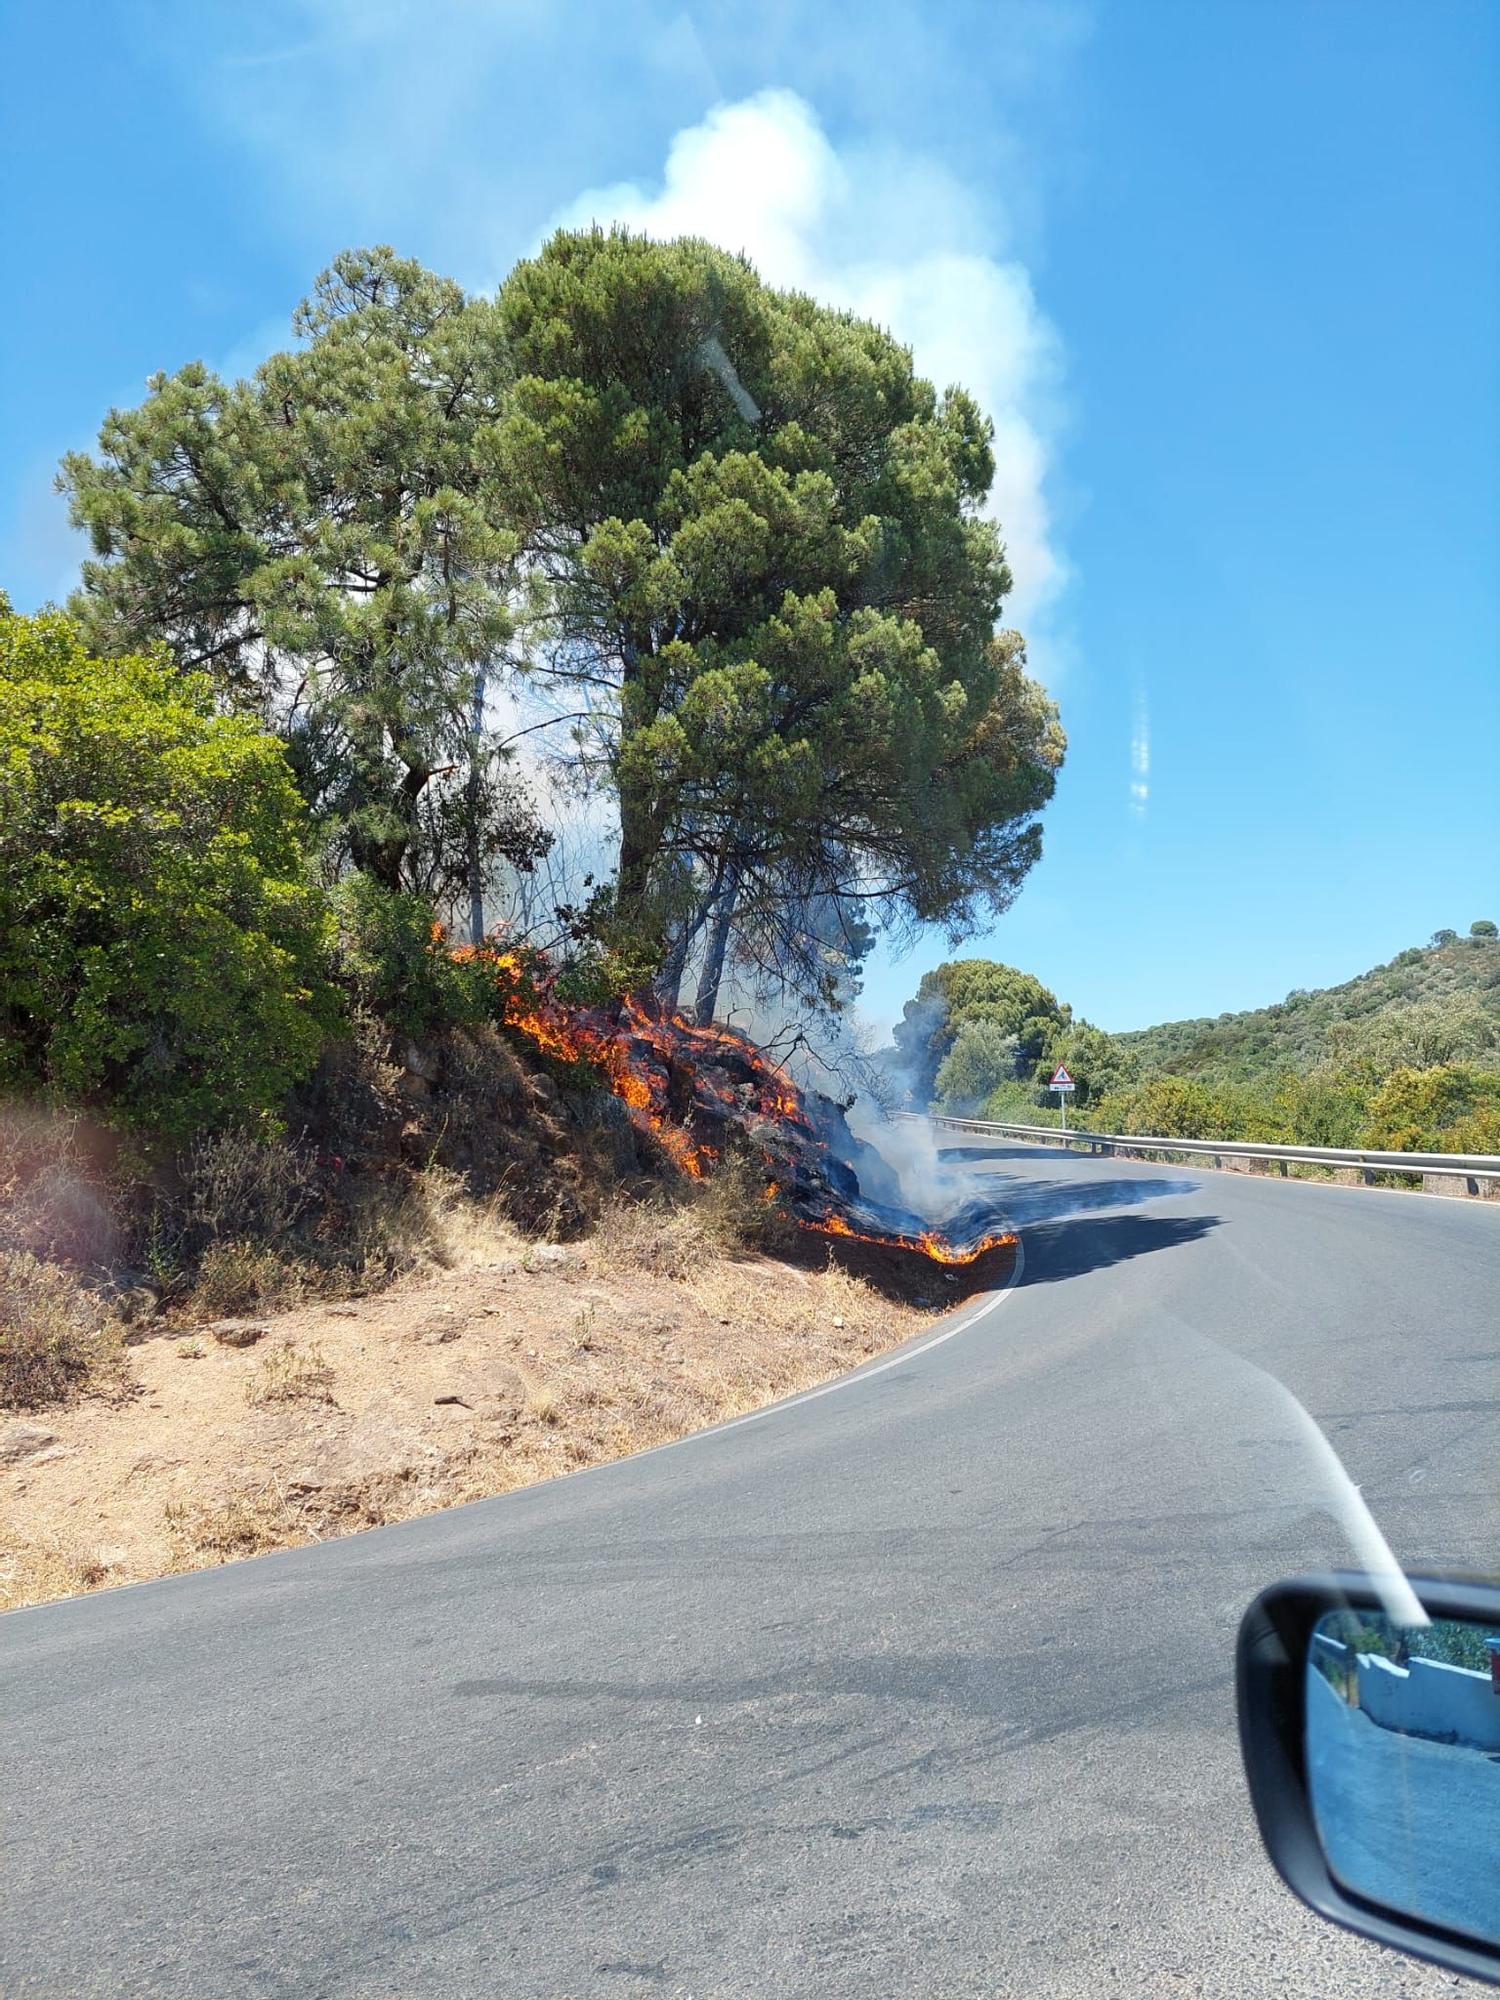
[1238,1571,1500,1987]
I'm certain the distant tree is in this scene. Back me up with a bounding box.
[1034,1021,1140,1108]
[61,248,548,916]
[1471,919,1498,940]
[493,228,1065,1013]
[1431,929,1459,947]
[893,959,1066,1105]
[1324,996,1500,1085]
[0,602,335,1137]
[935,1022,1022,1112]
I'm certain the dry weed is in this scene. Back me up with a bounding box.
[191,1240,300,1318]
[0,1525,116,1609]
[183,1130,315,1246]
[165,1489,301,1565]
[0,1251,126,1410]
[245,1341,336,1408]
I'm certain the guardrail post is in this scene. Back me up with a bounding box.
[1423,1171,1479,1197]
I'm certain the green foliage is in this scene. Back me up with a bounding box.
[1089,1076,1227,1140]
[1115,933,1500,1088]
[935,1022,1022,1111]
[1030,1019,1139,1108]
[894,958,1068,1105]
[494,229,1064,994]
[1363,1064,1500,1154]
[1472,919,1498,940]
[331,878,492,1041]
[0,604,336,1138]
[1322,995,1500,1085]
[898,931,1500,1159]
[61,248,547,900]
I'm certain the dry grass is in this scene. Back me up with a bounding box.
[164,1490,300,1565]
[244,1341,336,1407]
[0,1250,127,1410]
[0,1528,117,1610]
[590,1152,794,1280]
[191,1240,302,1317]
[2,1199,1008,1608]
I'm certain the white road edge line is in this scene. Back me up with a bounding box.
[647,1224,1028,1457]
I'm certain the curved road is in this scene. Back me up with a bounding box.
[4,1142,1499,1998]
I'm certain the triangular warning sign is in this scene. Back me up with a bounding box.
[1049,1065,1075,1087]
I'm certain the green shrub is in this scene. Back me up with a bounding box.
[937,1022,1022,1112]
[0,603,337,1138]
[1090,1075,1226,1139]
[1271,1069,1366,1148]
[1363,1064,1500,1153]
[331,877,493,1041]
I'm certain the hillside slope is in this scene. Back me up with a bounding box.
[1117,934,1500,1084]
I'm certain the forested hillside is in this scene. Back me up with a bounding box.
[1116,931,1500,1083]
[890,926,1500,1155]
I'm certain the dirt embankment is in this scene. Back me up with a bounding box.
[1,1208,1009,1612]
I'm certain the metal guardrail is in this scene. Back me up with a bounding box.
[908,1113,1500,1193]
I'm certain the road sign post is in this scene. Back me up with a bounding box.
[1048,1064,1076,1133]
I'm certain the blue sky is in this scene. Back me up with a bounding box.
[2,0,1496,1034]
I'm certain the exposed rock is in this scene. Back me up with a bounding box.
[0,1421,58,1465]
[208,1318,271,1348]
[404,1042,442,1084]
[525,1243,575,1269]
[110,1281,162,1326]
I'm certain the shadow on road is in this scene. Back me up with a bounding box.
[1019,1210,1220,1284]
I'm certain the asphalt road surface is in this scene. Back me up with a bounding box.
[5,1141,1500,1999]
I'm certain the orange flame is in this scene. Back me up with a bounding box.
[800,1213,1017,1267]
[449,936,1012,1266]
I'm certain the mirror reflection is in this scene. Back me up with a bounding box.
[1306,1607,1500,1947]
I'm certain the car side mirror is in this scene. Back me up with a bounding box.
[1238,1571,1500,1986]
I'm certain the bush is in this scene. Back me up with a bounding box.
[936,1022,1021,1112]
[1364,1064,1500,1153]
[191,1240,299,1317]
[1091,1075,1226,1139]
[1271,1070,1365,1148]
[0,1250,123,1409]
[331,877,494,1041]
[0,603,337,1138]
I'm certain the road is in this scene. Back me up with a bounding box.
[4,1141,1499,1999]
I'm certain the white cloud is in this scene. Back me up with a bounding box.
[553,89,1068,659]
[1130,687,1150,819]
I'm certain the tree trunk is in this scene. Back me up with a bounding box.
[466,667,486,946]
[693,867,739,1025]
[651,857,726,1011]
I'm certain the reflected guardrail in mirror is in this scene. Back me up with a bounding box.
[1306,1607,1500,1950]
